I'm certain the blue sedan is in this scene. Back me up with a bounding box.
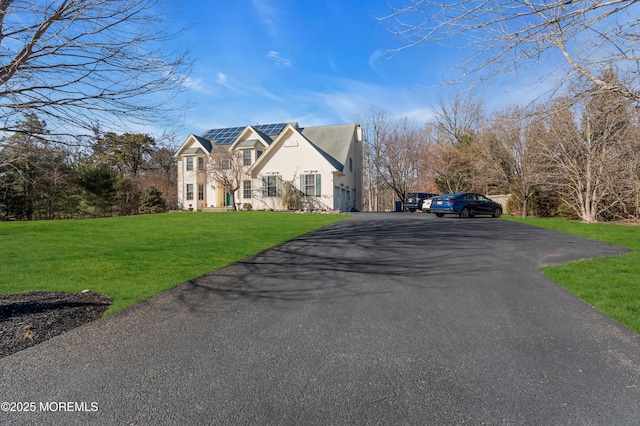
[430,192,503,218]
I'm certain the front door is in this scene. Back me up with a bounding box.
[225,192,233,207]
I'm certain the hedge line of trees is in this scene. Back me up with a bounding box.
[4,71,637,224]
[0,114,176,221]
[361,72,640,223]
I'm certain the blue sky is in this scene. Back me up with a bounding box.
[173,0,539,136]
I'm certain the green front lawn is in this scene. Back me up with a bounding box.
[0,212,347,315]
[503,216,640,334]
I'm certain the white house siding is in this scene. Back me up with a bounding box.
[176,159,184,209]
[318,127,360,212]
[178,157,202,210]
[174,137,212,210]
[332,186,342,211]
[325,134,360,211]
[236,149,261,208]
[180,158,198,210]
[300,124,362,211]
[251,131,338,211]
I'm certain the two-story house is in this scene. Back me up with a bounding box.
[174,122,362,212]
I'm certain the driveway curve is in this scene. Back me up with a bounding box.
[1,213,639,425]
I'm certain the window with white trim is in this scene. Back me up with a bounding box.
[214,157,231,170]
[186,157,193,171]
[198,184,204,200]
[262,175,281,197]
[186,184,194,200]
[299,174,321,196]
[243,180,252,199]
[243,150,251,166]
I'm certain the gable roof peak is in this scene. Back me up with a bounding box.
[174,134,213,157]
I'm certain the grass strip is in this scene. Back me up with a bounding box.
[0,212,347,315]
[502,216,640,334]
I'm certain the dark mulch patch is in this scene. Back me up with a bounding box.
[0,291,112,358]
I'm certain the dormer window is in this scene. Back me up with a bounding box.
[243,150,252,166]
[186,157,193,171]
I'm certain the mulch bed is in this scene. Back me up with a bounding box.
[0,291,112,359]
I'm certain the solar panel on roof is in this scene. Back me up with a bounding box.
[254,122,288,135]
[200,122,290,144]
[200,126,245,144]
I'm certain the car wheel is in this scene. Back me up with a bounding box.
[460,207,471,218]
[492,207,502,218]
[435,213,444,217]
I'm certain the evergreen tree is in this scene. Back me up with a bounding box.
[139,186,167,214]
[0,114,78,220]
[76,164,118,217]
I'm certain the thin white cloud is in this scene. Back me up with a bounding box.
[266,51,292,67]
[252,0,279,36]
[215,72,229,86]
[303,77,438,124]
[183,74,442,133]
[215,72,246,95]
[215,71,282,102]
[182,75,215,95]
[253,85,283,102]
[328,57,339,73]
[400,107,436,123]
[368,49,385,76]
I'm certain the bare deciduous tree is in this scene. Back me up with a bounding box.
[141,146,178,210]
[621,107,640,218]
[535,79,632,223]
[433,140,476,194]
[415,122,440,192]
[476,106,546,216]
[380,0,640,102]
[515,109,550,217]
[432,93,484,193]
[359,106,393,211]
[378,118,428,204]
[434,93,483,146]
[475,122,515,195]
[206,147,243,211]
[0,0,191,140]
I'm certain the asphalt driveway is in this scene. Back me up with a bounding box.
[1,213,639,425]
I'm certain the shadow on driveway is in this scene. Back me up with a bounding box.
[1,213,637,425]
[170,213,628,310]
